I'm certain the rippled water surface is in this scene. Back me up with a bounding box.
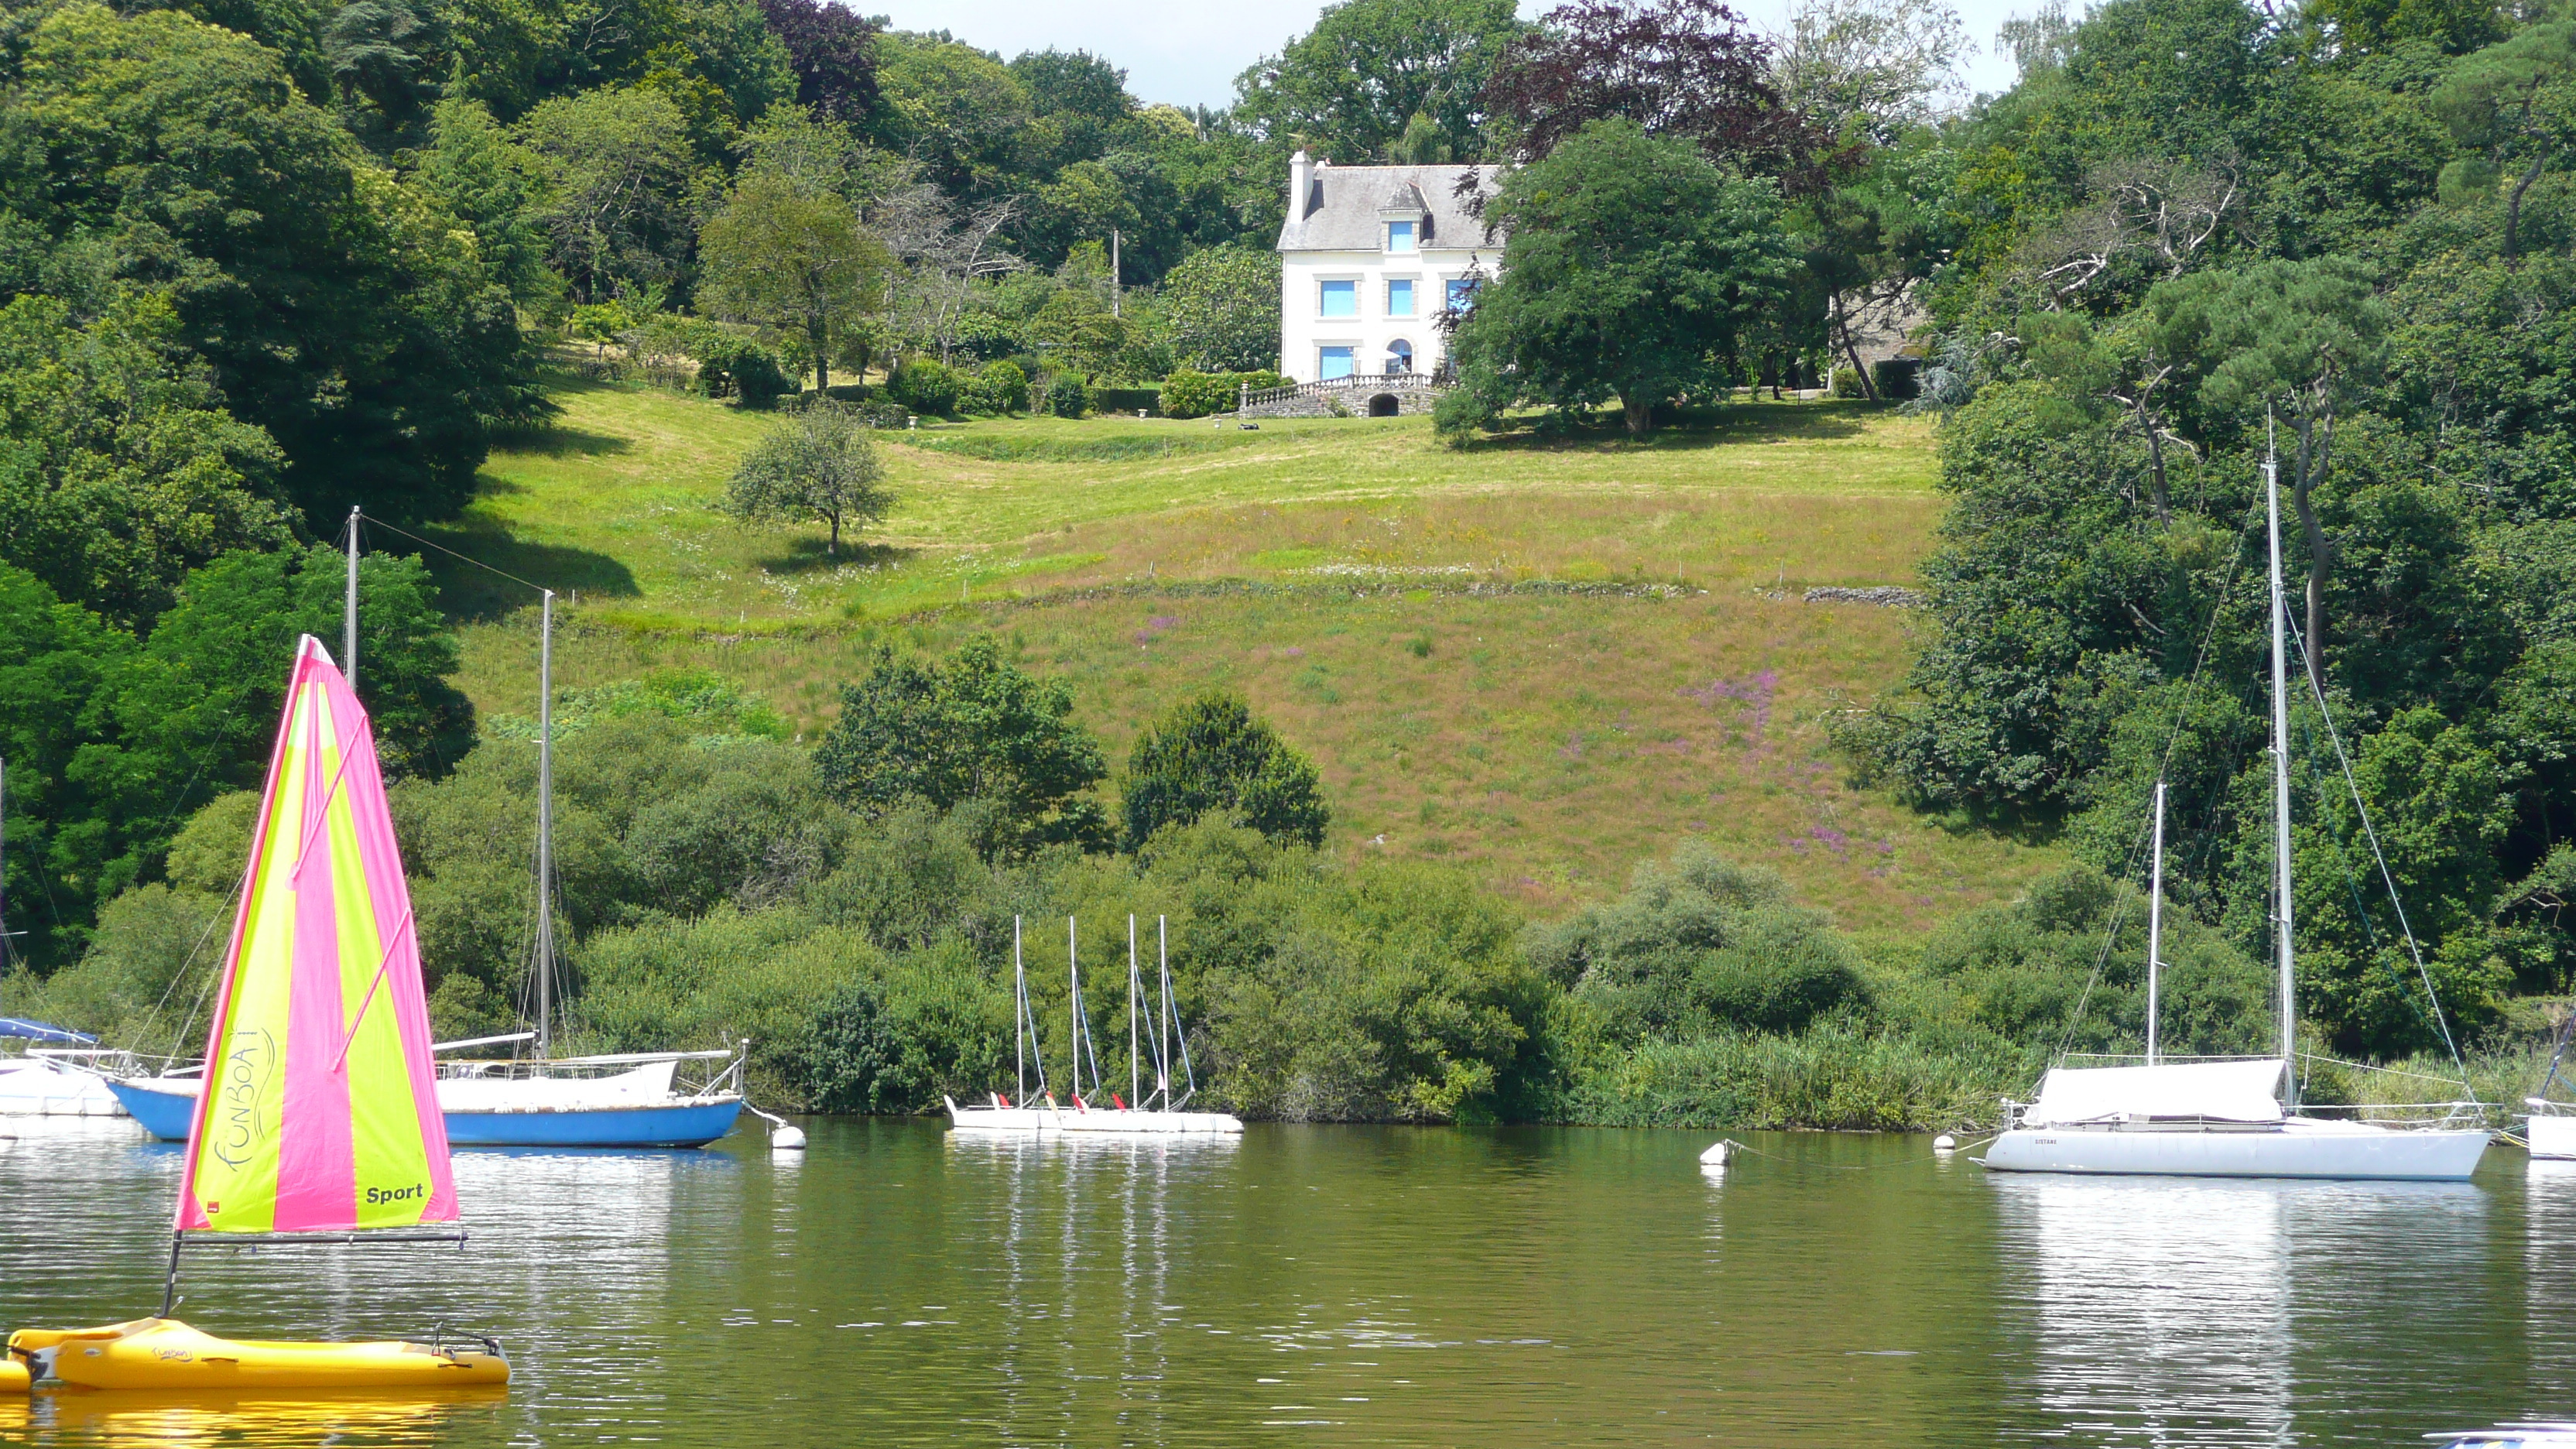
[2,1117,2571,1446]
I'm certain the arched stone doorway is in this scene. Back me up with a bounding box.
[1368,393,1401,417]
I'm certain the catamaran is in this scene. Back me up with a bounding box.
[947,915,1242,1135]
[6,638,508,1392]
[1981,446,2492,1181]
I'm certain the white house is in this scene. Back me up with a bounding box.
[1275,151,1501,385]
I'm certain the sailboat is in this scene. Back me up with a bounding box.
[1980,447,2492,1180]
[426,587,746,1148]
[945,915,1242,1135]
[111,571,746,1149]
[2522,1009,2576,1158]
[945,916,1060,1130]
[6,638,508,1392]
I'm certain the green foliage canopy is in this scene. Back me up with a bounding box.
[720,402,892,555]
[1447,118,1793,435]
[814,637,1112,855]
[1121,693,1329,850]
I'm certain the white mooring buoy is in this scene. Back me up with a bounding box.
[770,1122,807,1150]
[1699,1139,1733,1166]
[1934,1132,1958,1152]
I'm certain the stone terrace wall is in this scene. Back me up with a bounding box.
[1240,379,1447,419]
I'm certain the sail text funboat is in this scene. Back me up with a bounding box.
[7,639,508,1392]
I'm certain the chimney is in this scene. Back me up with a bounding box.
[1290,149,1312,220]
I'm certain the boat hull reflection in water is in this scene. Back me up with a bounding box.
[1998,1175,2294,1444]
[1997,1171,2492,1446]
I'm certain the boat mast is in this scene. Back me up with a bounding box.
[1128,914,1140,1108]
[344,507,361,694]
[2266,437,2297,1102]
[2147,778,2164,1067]
[1014,915,1026,1102]
[534,590,557,1059]
[1067,915,1082,1101]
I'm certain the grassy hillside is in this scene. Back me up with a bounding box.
[436,377,2058,939]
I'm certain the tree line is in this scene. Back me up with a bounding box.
[11,0,2576,1113]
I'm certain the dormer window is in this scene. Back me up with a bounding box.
[1387,220,1416,253]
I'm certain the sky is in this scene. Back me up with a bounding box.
[854,0,2036,114]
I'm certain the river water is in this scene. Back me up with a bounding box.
[1,1117,2568,1446]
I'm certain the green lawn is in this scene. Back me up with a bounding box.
[440,376,2056,937]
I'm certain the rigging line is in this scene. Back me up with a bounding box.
[2540,1002,2576,1102]
[2290,705,2444,1046]
[124,874,244,1063]
[359,518,560,599]
[2059,489,2271,1067]
[2280,608,2472,1089]
[2296,1049,2485,1084]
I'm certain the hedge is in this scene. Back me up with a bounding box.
[1158,369,1289,420]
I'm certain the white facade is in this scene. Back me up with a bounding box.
[1275,152,1500,385]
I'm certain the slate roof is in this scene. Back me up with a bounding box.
[1276,164,1502,254]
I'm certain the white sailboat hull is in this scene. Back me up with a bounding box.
[944,1101,1055,1132]
[2528,1111,2576,1160]
[1983,1118,2491,1180]
[1054,1106,1243,1135]
[0,1057,123,1116]
[944,1096,1244,1134]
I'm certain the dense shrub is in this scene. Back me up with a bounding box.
[1523,844,1870,1043]
[886,358,961,416]
[1900,867,2274,1058]
[958,360,1029,416]
[1044,373,1091,418]
[814,638,1111,855]
[1871,358,1921,401]
[697,338,795,407]
[1094,387,1160,416]
[1158,369,1288,420]
[792,939,1012,1112]
[1122,693,1329,848]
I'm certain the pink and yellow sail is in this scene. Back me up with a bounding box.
[176,636,456,1234]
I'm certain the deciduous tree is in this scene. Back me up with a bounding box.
[814,637,1110,854]
[720,402,892,554]
[1447,118,1792,435]
[699,172,887,391]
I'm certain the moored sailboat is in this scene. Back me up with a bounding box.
[1981,445,2491,1181]
[7,638,508,1392]
[106,588,745,1149]
[946,915,1242,1136]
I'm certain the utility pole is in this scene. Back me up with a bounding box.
[344,506,361,692]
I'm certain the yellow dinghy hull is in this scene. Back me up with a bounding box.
[9,1318,508,1390]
